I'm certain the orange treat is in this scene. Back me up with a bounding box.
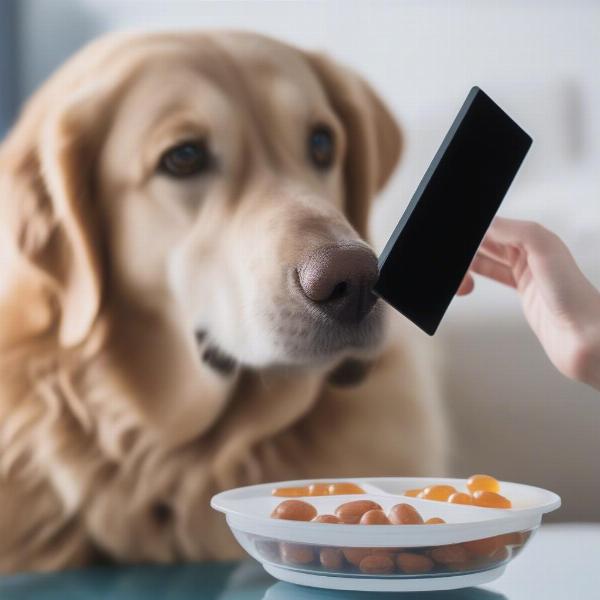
[272,486,308,497]
[311,514,340,524]
[388,503,424,525]
[342,547,373,566]
[403,488,423,498]
[359,509,391,525]
[425,517,446,524]
[463,536,503,558]
[472,490,512,509]
[271,499,317,521]
[320,547,344,570]
[359,554,395,574]
[308,483,331,496]
[430,544,469,565]
[396,552,434,574]
[335,500,382,524]
[489,545,510,562]
[342,547,395,566]
[497,531,526,546]
[418,485,456,502]
[280,542,315,565]
[467,474,501,494]
[448,492,473,505]
[328,482,365,495]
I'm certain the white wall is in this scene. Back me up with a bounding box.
[19,0,600,273]
[16,0,600,520]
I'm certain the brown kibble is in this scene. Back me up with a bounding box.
[446,559,477,572]
[388,503,424,525]
[335,500,382,524]
[396,552,434,574]
[312,514,340,524]
[497,531,526,546]
[359,509,391,525]
[430,544,469,565]
[271,499,317,521]
[319,547,344,570]
[280,542,315,565]
[489,545,510,562]
[463,536,502,558]
[359,554,395,574]
[342,547,373,566]
[342,547,395,567]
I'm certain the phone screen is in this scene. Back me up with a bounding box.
[375,87,532,335]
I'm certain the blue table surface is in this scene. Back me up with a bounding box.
[1,524,598,600]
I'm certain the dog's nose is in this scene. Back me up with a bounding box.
[297,243,379,323]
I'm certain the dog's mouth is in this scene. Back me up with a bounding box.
[275,298,384,364]
[194,330,238,376]
[194,299,382,374]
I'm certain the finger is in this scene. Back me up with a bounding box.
[456,273,475,296]
[470,254,517,288]
[479,236,511,264]
[486,217,561,257]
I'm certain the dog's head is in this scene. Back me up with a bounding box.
[2,32,401,372]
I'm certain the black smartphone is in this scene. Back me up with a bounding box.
[374,87,532,335]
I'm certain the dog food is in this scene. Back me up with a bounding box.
[425,517,446,524]
[358,554,395,574]
[405,474,512,509]
[312,514,340,524]
[335,500,382,524]
[212,476,561,588]
[448,492,473,505]
[418,485,457,502]
[388,503,424,525]
[271,498,443,528]
[254,524,526,577]
[359,509,391,525]
[264,482,523,576]
[468,474,501,494]
[272,482,365,497]
[319,547,344,570]
[271,499,317,521]
[472,490,512,509]
[396,552,435,574]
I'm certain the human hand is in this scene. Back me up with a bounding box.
[458,217,600,390]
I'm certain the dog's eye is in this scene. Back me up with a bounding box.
[159,141,211,178]
[308,125,335,170]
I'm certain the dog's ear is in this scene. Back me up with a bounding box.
[305,53,402,239]
[2,79,120,347]
[40,88,107,347]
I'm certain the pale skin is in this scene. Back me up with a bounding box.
[457,217,600,392]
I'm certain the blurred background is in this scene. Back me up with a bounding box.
[1,0,598,522]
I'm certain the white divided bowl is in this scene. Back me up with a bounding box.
[211,477,560,592]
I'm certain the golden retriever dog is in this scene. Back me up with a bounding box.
[0,31,446,571]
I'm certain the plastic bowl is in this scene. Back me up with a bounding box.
[211,477,560,592]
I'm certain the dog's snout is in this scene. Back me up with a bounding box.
[297,243,379,323]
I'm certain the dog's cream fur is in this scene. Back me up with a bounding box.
[0,31,446,571]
